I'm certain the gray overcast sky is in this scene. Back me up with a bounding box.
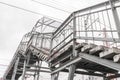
[0,0,106,77]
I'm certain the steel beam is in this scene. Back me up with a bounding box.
[77,30,117,32]
[26,64,49,69]
[79,53,120,71]
[18,69,50,73]
[62,69,105,77]
[52,52,120,74]
[51,57,82,74]
[76,36,120,43]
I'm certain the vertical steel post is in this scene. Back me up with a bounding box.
[68,64,76,80]
[84,16,88,43]
[109,0,120,38]
[103,77,106,80]
[11,57,20,80]
[21,59,27,80]
[56,72,59,80]
[73,12,77,57]
[36,34,44,80]
[36,60,42,80]
[51,72,59,80]
[68,12,77,80]
[21,53,30,80]
[34,62,37,80]
[50,34,54,54]
[103,77,110,80]
[36,61,40,80]
[33,70,36,80]
[49,34,56,80]
[51,73,55,80]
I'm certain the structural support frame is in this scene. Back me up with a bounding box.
[11,56,20,80]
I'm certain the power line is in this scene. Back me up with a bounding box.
[47,0,77,10]
[31,0,71,13]
[0,1,63,22]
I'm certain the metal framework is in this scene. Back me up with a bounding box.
[3,0,120,80]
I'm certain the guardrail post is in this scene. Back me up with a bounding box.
[109,0,120,38]
[68,12,77,80]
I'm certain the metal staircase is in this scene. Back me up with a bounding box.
[3,0,120,80]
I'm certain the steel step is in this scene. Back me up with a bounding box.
[113,54,120,62]
[81,43,96,53]
[99,47,120,59]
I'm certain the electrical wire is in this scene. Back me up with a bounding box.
[43,0,77,12]
[31,0,71,13]
[0,1,63,22]
[52,0,77,10]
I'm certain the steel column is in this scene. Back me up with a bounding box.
[36,60,42,80]
[51,73,55,80]
[103,77,110,80]
[21,59,27,80]
[50,33,55,80]
[33,62,37,80]
[109,0,120,38]
[68,64,76,80]
[21,53,31,80]
[56,72,59,80]
[51,72,59,80]
[73,12,77,57]
[67,12,77,80]
[11,57,20,80]
[36,34,44,80]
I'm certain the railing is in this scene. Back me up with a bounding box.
[3,17,61,79]
[3,32,53,79]
[50,0,120,59]
[30,33,52,50]
[50,14,75,56]
[3,0,120,79]
[74,0,120,47]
